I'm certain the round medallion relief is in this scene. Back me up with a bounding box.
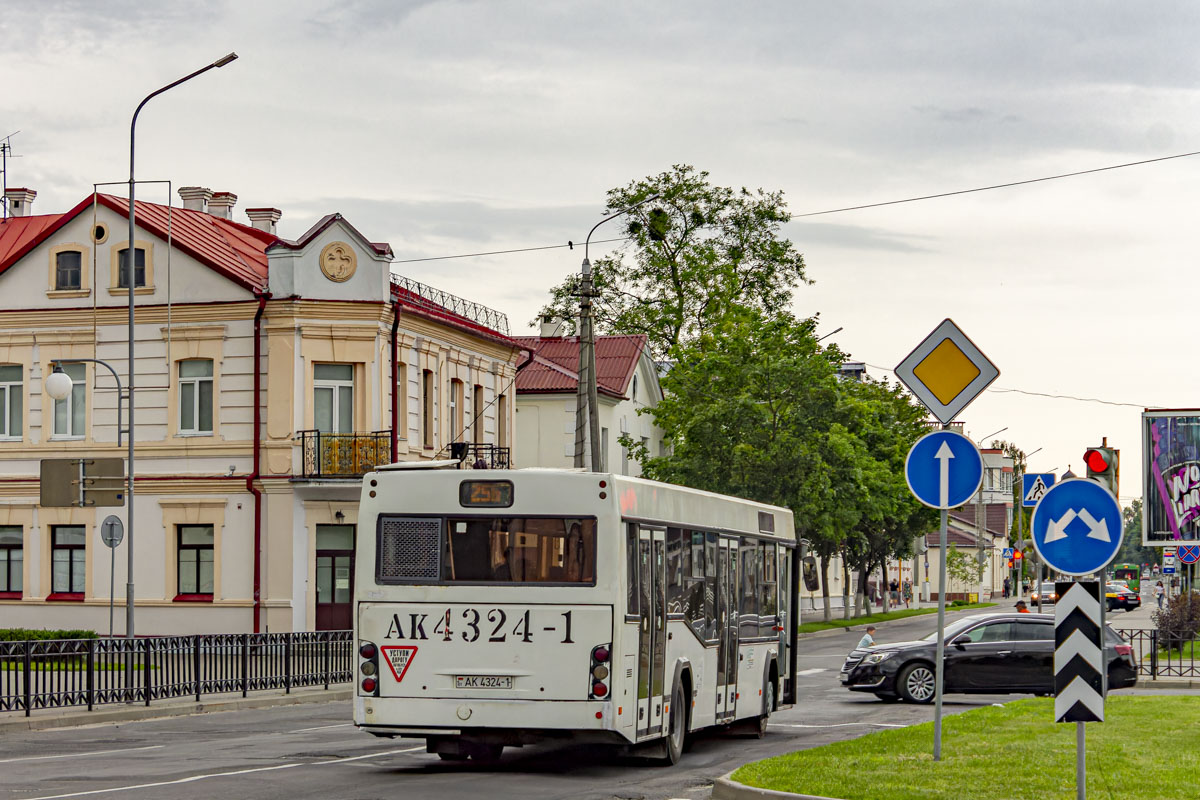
[319,241,357,282]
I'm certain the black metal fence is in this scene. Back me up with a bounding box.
[0,631,353,716]
[1115,627,1200,678]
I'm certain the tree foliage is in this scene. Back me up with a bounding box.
[946,544,985,587]
[536,164,809,354]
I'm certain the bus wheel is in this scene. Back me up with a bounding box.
[752,678,774,739]
[659,681,686,765]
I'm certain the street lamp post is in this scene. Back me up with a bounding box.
[1013,446,1043,601]
[573,194,659,472]
[123,53,237,649]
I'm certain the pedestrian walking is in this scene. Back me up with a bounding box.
[857,626,877,649]
[1003,577,1011,598]
[1154,580,1165,609]
[889,579,900,607]
[902,579,912,609]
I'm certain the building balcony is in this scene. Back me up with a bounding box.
[297,430,392,479]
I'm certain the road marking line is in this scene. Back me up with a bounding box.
[291,723,355,733]
[796,668,827,676]
[19,747,421,799]
[0,745,164,764]
[769,722,905,729]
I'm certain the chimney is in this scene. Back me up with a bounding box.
[4,188,36,217]
[540,315,566,338]
[245,207,282,235]
[207,191,237,220]
[178,186,212,213]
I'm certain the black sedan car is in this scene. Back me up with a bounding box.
[841,613,1138,703]
[1105,583,1141,612]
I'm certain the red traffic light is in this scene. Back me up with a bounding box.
[1013,550,1023,560]
[1084,448,1110,473]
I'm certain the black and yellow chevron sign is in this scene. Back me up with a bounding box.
[1054,581,1104,723]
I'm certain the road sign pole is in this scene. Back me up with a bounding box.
[934,506,947,761]
[109,543,115,639]
[1077,720,1086,800]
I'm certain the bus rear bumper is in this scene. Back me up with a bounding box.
[354,695,632,743]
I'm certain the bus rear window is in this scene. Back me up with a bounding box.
[376,515,595,585]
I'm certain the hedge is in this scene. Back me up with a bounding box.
[0,628,98,642]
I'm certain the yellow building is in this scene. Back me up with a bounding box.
[0,186,519,633]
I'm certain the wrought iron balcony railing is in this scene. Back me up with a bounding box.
[298,430,392,478]
[449,442,512,469]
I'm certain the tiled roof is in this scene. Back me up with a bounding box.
[512,334,647,399]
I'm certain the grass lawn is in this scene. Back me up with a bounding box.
[798,603,996,633]
[733,696,1200,800]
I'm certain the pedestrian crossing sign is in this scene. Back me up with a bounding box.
[1022,473,1056,508]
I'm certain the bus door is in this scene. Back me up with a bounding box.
[716,536,739,722]
[636,526,667,739]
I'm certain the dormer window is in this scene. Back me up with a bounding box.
[55,251,82,291]
[117,248,147,288]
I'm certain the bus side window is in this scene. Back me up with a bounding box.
[740,538,760,639]
[626,523,639,618]
[666,527,685,615]
[704,532,718,640]
[760,542,778,636]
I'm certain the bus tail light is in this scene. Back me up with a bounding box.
[589,643,611,700]
[359,640,380,696]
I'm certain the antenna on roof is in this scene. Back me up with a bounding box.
[1,131,22,220]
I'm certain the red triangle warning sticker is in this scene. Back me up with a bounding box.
[380,645,418,682]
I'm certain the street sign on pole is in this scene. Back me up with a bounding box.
[894,318,1000,425]
[1054,580,1105,800]
[1178,544,1200,565]
[99,515,124,639]
[1031,479,1124,577]
[905,430,984,510]
[1022,473,1056,508]
[1002,547,1014,559]
[39,458,125,507]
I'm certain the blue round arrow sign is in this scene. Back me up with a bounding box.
[905,430,983,510]
[1030,478,1123,577]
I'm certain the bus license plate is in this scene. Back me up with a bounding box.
[456,675,513,689]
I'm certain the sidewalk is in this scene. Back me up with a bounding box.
[0,683,352,734]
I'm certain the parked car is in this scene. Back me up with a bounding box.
[1030,582,1059,605]
[1106,583,1141,612]
[840,613,1138,703]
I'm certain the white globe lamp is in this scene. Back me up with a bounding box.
[45,366,74,401]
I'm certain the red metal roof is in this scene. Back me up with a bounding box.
[512,335,646,399]
[0,213,64,266]
[0,193,276,292]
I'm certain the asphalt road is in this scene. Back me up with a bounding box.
[1,607,1187,800]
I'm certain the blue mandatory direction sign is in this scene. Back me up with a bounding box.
[1030,478,1124,577]
[905,430,984,510]
[1021,473,1056,508]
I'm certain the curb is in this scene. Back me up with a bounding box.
[0,687,352,734]
[712,771,843,800]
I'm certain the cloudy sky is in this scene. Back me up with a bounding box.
[5,1,1199,515]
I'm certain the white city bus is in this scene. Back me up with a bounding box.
[352,463,798,764]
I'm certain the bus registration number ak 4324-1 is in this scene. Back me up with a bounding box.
[383,607,576,644]
[455,675,514,689]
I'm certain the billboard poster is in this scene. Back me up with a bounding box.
[1143,410,1200,544]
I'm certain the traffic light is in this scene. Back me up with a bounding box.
[1083,445,1119,496]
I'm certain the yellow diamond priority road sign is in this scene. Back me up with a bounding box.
[895,318,999,424]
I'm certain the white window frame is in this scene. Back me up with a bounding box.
[0,365,22,440]
[178,359,214,435]
[314,363,354,434]
[51,362,86,440]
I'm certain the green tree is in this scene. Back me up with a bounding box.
[1115,499,1156,568]
[946,544,986,587]
[536,164,809,354]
